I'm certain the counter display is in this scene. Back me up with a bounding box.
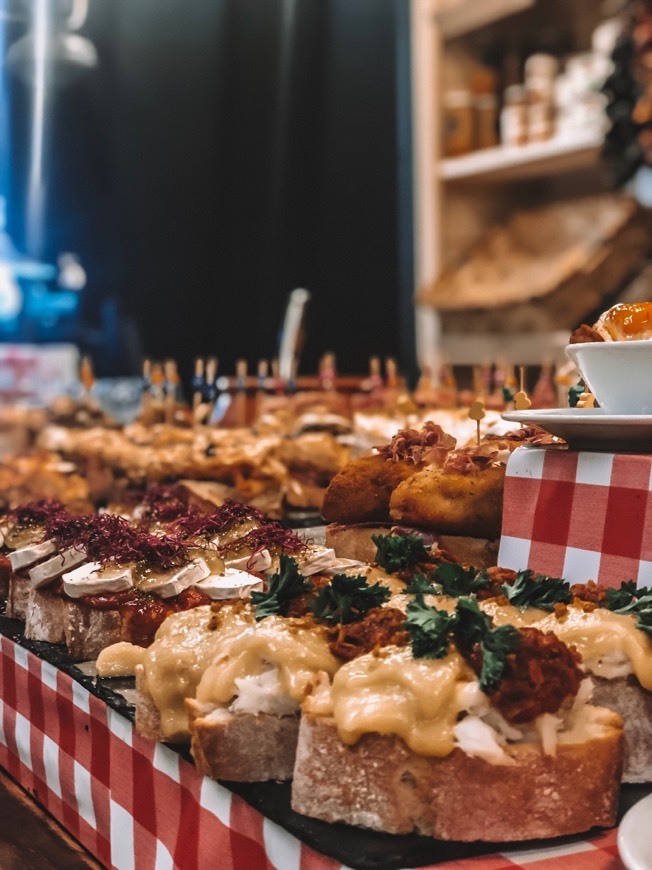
[1,616,647,870]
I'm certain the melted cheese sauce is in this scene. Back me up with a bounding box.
[306,646,476,757]
[141,603,254,740]
[195,616,339,707]
[480,600,652,691]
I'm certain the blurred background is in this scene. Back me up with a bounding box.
[1,0,651,398]
[0,0,408,386]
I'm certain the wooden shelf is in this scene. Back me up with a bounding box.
[439,132,604,183]
[434,0,535,40]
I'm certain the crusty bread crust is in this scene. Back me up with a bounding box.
[63,602,128,662]
[591,674,652,783]
[390,464,504,539]
[6,573,31,620]
[25,588,66,644]
[291,713,623,840]
[324,524,498,570]
[437,534,498,569]
[186,699,299,782]
[325,523,393,563]
[134,665,166,742]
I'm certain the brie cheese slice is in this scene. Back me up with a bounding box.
[29,547,88,588]
[63,562,134,598]
[225,548,272,573]
[135,558,210,599]
[194,568,263,600]
[9,539,57,571]
[298,546,338,576]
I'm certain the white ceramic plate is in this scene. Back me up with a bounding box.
[502,408,652,452]
[618,793,652,870]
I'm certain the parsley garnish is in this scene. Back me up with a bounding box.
[604,580,639,612]
[454,597,520,693]
[405,595,456,659]
[501,569,572,611]
[312,573,390,625]
[404,573,438,594]
[432,562,490,598]
[250,555,312,620]
[476,624,521,691]
[372,534,431,573]
[604,581,652,636]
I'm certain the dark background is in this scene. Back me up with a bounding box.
[3,0,415,387]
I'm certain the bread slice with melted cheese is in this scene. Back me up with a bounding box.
[591,674,652,783]
[185,615,341,782]
[186,705,299,782]
[291,708,623,840]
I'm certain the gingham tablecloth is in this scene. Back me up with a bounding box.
[0,635,625,870]
[499,447,652,588]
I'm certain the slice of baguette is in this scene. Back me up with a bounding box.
[324,523,498,569]
[63,601,128,661]
[6,573,31,620]
[24,587,66,644]
[291,711,623,840]
[591,674,652,783]
[186,699,299,782]
[134,664,165,742]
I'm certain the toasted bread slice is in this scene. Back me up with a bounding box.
[186,700,299,782]
[291,710,623,840]
[591,674,652,783]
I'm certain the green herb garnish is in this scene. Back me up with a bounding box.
[372,534,431,573]
[604,581,652,636]
[454,597,520,693]
[604,580,639,612]
[312,573,390,625]
[501,569,572,611]
[404,595,456,659]
[432,562,490,598]
[404,573,438,594]
[476,624,521,691]
[250,554,312,620]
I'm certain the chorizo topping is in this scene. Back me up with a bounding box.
[474,627,584,725]
[328,607,409,661]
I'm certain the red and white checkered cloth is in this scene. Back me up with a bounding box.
[499,447,652,588]
[0,635,625,869]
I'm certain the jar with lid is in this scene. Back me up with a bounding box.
[442,90,474,157]
[524,53,558,142]
[474,93,499,149]
[500,85,528,147]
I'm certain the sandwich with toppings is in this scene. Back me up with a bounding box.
[385,556,652,784]
[322,422,516,567]
[185,558,392,781]
[104,555,394,760]
[6,495,312,661]
[291,595,623,840]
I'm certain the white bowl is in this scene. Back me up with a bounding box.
[565,341,652,415]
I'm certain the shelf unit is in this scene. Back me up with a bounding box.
[439,130,604,183]
[434,0,534,40]
[410,0,609,370]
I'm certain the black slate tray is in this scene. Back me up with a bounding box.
[1,615,648,870]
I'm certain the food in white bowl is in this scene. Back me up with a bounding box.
[567,302,652,414]
[565,340,652,415]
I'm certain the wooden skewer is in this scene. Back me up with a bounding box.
[468,398,486,447]
[163,359,179,425]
